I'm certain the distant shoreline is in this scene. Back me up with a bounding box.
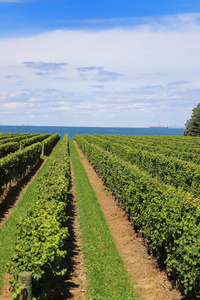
[0,125,184,140]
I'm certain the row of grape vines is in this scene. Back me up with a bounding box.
[0,133,39,146]
[74,134,200,298]
[80,134,200,197]
[8,134,70,299]
[0,133,60,197]
[0,133,51,158]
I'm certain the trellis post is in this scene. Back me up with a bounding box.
[18,271,32,300]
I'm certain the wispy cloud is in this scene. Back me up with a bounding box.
[168,81,191,86]
[141,85,163,90]
[77,66,103,72]
[96,70,123,82]
[91,85,104,89]
[55,76,70,81]
[5,75,18,79]
[3,102,33,109]
[76,66,123,82]
[136,73,167,80]
[23,61,68,72]
[0,0,32,2]
[0,0,21,2]
[0,0,42,2]
[82,18,131,24]
[76,13,200,32]
[35,72,48,76]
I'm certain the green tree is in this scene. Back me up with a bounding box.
[184,103,200,136]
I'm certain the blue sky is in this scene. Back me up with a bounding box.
[1,0,200,127]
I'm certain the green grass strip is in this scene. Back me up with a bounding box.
[0,142,61,292]
[69,140,137,300]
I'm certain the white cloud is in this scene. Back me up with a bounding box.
[0,13,200,126]
[3,102,33,109]
[23,61,68,72]
[168,81,191,86]
[91,85,104,89]
[96,71,123,82]
[77,66,103,72]
[49,106,70,111]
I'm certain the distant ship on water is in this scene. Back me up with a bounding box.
[148,125,168,128]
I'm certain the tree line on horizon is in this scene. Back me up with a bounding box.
[184,103,200,136]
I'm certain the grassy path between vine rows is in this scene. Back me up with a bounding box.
[72,140,182,300]
[69,140,137,300]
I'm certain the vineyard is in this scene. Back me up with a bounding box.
[0,132,60,197]
[0,132,199,299]
[74,134,200,299]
